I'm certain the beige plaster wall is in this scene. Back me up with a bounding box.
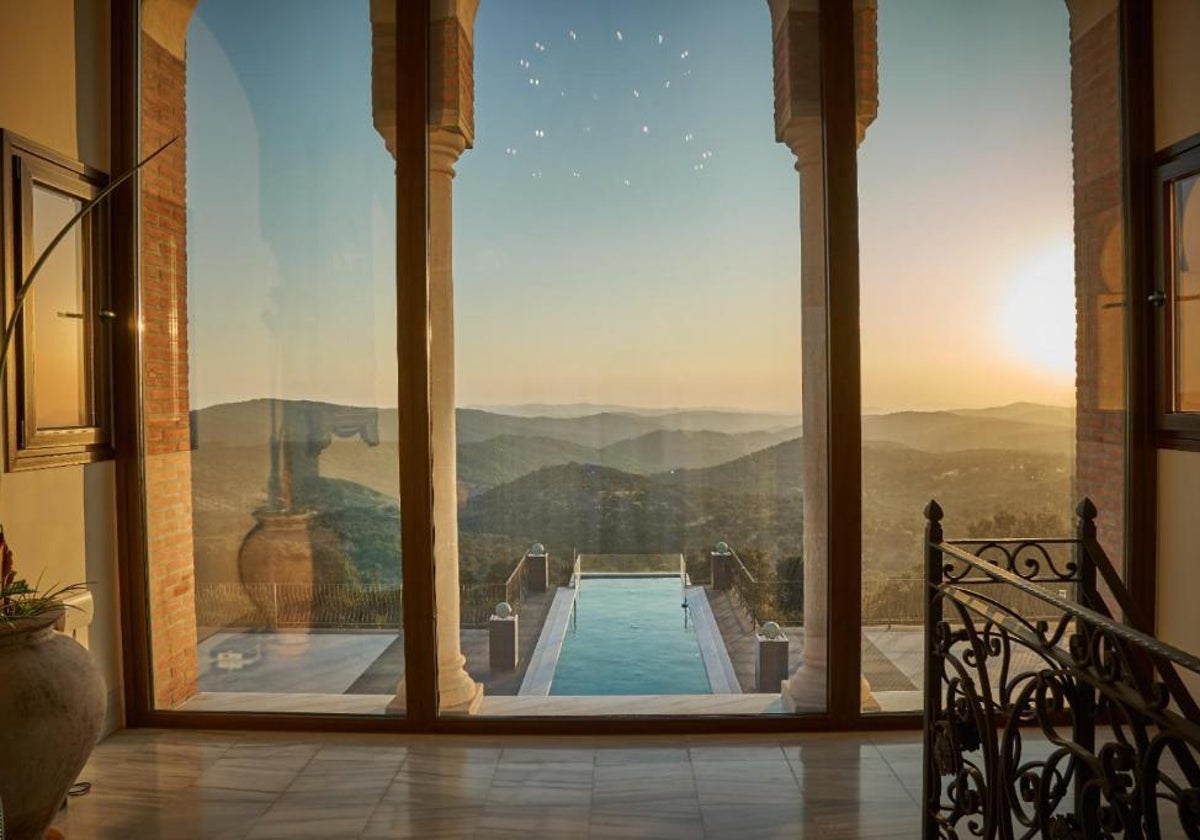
[1157,450,1200,697]
[1154,0,1200,698]
[1154,0,1200,151]
[0,0,123,734]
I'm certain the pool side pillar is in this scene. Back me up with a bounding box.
[490,613,519,672]
[376,0,483,715]
[527,548,549,593]
[768,0,878,713]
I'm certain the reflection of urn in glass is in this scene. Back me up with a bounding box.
[237,402,379,654]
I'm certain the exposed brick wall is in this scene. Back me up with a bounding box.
[430,18,473,142]
[1070,10,1126,575]
[141,31,198,708]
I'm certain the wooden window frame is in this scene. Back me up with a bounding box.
[0,130,114,472]
[111,0,1155,735]
[1153,132,1200,452]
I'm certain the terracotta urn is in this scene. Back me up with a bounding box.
[237,509,347,654]
[0,608,105,840]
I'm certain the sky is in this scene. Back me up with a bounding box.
[186,0,1075,414]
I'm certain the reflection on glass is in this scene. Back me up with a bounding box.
[30,186,89,429]
[140,0,401,714]
[1174,173,1200,412]
[858,1,1083,713]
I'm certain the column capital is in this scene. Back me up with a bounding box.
[142,0,199,61]
[767,0,879,162]
[430,129,469,176]
[429,7,478,146]
[1064,0,1117,43]
[372,0,478,158]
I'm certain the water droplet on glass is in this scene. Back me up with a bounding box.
[664,80,671,89]
[534,41,545,52]
[534,129,545,138]
[569,30,577,41]
[684,133,694,142]
[633,89,640,98]
[680,50,689,60]
[616,30,623,41]
[657,34,664,44]
[623,179,631,186]
[572,170,581,178]
[642,125,649,134]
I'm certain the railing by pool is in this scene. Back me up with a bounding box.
[195,582,403,630]
[922,499,1200,838]
[720,546,804,629]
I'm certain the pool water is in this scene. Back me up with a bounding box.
[550,577,712,695]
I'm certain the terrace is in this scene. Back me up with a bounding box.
[181,543,958,715]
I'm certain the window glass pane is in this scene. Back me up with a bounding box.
[139,0,404,715]
[856,0,1121,714]
[439,0,826,716]
[30,185,89,429]
[1174,173,1200,412]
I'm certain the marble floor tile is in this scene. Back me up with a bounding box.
[699,803,809,839]
[487,761,596,808]
[52,728,955,839]
[477,804,593,838]
[361,802,483,839]
[589,811,707,839]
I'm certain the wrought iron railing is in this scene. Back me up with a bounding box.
[725,548,804,628]
[460,549,543,627]
[923,498,1200,838]
[195,582,403,630]
[459,582,509,627]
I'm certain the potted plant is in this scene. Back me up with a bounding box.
[0,138,175,840]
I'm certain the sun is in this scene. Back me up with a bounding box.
[998,241,1076,379]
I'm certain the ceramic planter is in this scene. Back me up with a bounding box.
[0,607,105,840]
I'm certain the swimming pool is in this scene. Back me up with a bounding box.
[549,576,712,695]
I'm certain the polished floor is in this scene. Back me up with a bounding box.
[51,728,924,839]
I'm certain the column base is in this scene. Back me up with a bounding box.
[780,668,877,713]
[387,674,484,716]
[780,664,826,713]
[439,679,485,716]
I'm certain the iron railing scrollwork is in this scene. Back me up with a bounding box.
[923,498,1200,839]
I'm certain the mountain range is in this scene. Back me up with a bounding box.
[188,399,1075,586]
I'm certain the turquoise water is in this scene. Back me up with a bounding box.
[550,577,712,695]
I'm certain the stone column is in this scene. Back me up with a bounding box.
[374,0,483,714]
[767,0,878,712]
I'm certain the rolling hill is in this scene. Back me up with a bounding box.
[187,399,1077,587]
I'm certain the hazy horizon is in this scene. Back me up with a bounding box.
[187,0,1075,416]
[191,394,1073,419]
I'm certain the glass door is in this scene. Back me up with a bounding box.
[136,0,405,716]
